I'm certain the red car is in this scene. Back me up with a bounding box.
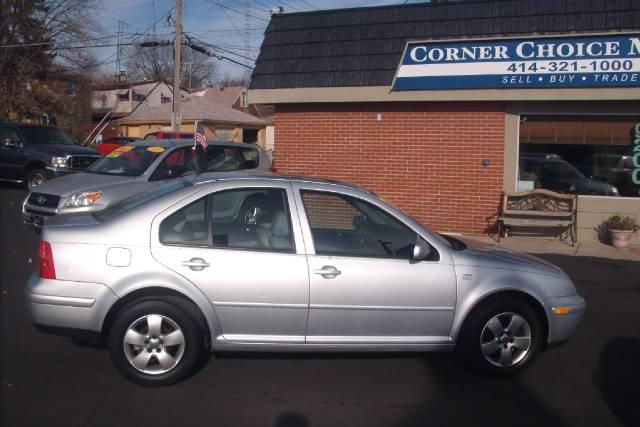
[96,136,140,156]
[143,131,195,140]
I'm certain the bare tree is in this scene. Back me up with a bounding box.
[125,43,218,88]
[217,72,249,88]
[0,0,100,122]
[40,0,101,71]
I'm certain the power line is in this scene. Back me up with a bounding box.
[296,0,320,10]
[203,0,269,24]
[0,35,120,49]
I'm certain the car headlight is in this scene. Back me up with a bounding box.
[608,187,619,196]
[50,156,68,168]
[62,191,103,208]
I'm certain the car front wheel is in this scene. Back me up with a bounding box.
[108,299,204,386]
[459,297,542,376]
[26,168,48,191]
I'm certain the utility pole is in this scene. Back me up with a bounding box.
[244,0,251,83]
[172,0,183,131]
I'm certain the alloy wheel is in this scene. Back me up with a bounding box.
[480,312,532,368]
[122,314,186,375]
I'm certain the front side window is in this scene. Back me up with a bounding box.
[0,127,21,144]
[519,116,640,197]
[301,191,422,259]
[151,147,199,180]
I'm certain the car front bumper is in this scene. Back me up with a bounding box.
[546,294,586,345]
[25,273,118,334]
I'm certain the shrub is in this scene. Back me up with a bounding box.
[601,215,640,232]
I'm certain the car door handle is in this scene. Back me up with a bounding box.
[181,258,210,271]
[313,265,341,278]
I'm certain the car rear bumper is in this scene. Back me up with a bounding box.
[25,273,118,334]
[547,294,586,345]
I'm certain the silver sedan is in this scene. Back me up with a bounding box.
[26,172,586,386]
[22,139,272,229]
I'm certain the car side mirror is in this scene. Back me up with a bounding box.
[3,137,22,149]
[412,239,432,261]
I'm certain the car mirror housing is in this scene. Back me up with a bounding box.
[3,138,22,149]
[412,239,432,261]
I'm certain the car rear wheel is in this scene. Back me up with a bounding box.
[108,299,204,386]
[26,168,48,191]
[459,297,542,376]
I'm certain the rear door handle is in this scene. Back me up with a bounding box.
[181,257,210,271]
[313,265,341,278]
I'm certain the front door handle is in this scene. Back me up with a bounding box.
[313,265,342,279]
[181,257,210,271]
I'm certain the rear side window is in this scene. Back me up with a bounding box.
[160,198,208,246]
[159,188,294,252]
[204,146,259,171]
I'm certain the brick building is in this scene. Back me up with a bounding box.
[249,0,640,242]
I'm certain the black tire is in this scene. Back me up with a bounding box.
[26,168,48,191]
[108,298,204,386]
[458,297,542,377]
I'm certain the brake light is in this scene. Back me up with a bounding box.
[39,241,56,279]
[268,166,278,173]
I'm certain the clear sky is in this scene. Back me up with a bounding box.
[96,0,415,84]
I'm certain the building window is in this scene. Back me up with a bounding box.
[161,94,171,104]
[65,79,74,96]
[518,116,640,198]
[117,89,129,101]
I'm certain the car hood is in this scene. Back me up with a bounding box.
[33,172,138,197]
[26,144,99,156]
[451,237,566,278]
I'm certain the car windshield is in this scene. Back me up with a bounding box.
[87,145,166,176]
[20,126,75,145]
[93,179,193,222]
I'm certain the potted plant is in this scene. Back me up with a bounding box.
[601,215,639,248]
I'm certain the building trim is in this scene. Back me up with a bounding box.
[249,86,640,104]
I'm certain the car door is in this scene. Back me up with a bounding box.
[150,181,310,343]
[0,126,27,180]
[293,183,456,344]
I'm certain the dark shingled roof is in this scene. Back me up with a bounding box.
[249,0,640,90]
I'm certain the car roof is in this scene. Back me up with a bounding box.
[0,122,57,129]
[127,139,264,149]
[187,170,369,193]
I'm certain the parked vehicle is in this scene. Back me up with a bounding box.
[520,156,619,196]
[577,154,637,197]
[22,139,272,229]
[0,123,100,190]
[144,131,194,140]
[95,136,140,156]
[26,172,586,386]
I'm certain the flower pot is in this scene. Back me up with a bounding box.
[609,229,634,249]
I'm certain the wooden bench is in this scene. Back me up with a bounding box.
[498,189,577,246]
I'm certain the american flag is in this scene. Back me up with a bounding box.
[194,122,208,148]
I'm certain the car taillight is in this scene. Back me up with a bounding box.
[39,241,56,279]
[268,166,278,173]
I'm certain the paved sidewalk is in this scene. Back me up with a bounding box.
[458,234,640,261]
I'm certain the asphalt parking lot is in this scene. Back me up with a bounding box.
[1,185,639,427]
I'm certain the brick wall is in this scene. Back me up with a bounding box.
[274,102,506,234]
